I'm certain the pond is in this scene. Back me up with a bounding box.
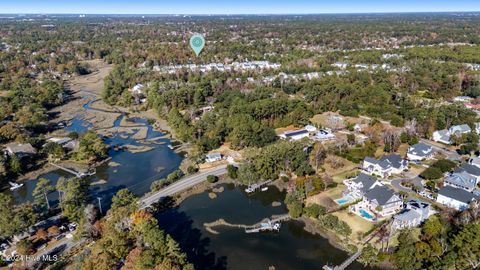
[156,184,373,270]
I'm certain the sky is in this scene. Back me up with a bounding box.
[0,0,479,14]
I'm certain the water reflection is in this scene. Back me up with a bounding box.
[6,113,182,210]
[156,184,372,270]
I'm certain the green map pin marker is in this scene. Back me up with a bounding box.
[190,34,205,56]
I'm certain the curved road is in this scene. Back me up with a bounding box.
[140,164,228,207]
[420,139,460,161]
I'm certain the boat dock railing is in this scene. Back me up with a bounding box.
[49,163,95,178]
[322,249,362,270]
[244,214,290,233]
[245,180,273,193]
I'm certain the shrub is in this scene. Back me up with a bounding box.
[166,170,183,183]
[420,167,443,180]
[303,204,326,218]
[207,175,218,183]
[226,164,238,179]
[187,165,198,174]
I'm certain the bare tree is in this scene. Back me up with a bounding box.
[82,204,100,239]
[313,143,327,171]
[404,118,418,137]
[383,127,401,152]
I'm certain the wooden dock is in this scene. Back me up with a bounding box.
[245,180,272,193]
[244,214,290,233]
[49,163,95,178]
[323,250,362,270]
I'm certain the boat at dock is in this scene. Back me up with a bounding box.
[245,180,272,194]
[244,214,290,233]
[9,182,24,190]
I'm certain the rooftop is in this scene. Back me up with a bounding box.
[5,142,37,155]
[408,143,432,156]
[364,185,398,206]
[455,163,480,177]
[445,171,477,189]
[352,173,377,191]
[438,186,479,204]
[283,129,309,137]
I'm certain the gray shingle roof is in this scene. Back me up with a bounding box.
[455,164,480,177]
[445,172,477,190]
[438,186,479,204]
[352,173,377,191]
[408,143,433,157]
[435,129,451,142]
[394,209,421,222]
[364,185,398,206]
[379,154,407,170]
[449,124,471,134]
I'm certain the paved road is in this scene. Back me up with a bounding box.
[390,177,424,193]
[420,139,460,161]
[23,234,80,268]
[140,165,228,207]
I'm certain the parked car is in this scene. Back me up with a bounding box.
[68,223,77,232]
[53,234,65,241]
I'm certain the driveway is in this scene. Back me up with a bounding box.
[420,139,461,161]
[390,177,424,193]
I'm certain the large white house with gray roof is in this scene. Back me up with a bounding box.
[350,185,403,218]
[454,164,480,182]
[444,171,477,192]
[436,186,479,210]
[345,173,403,218]
[432,129,452,144]
[343,173,383,199]
[432,124,473,144]
[278,129,310,141]
[407,143,434,161]
[392,199,432,230]
[361,154,408,177]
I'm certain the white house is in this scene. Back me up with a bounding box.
[131,84,145,95]
[314,129,335,141]
[392,200,431,230]
[343,173,383,199]
[454,164,480,183]
[351,185,403,218]
[332,62,348,69]
[304,125,317,132]
[436,186,478,211]
[449,124,471,136]
[278,129,310,141]
[432,129,451,144]
[444,172,477,192]
[45,137,78,150]
[362,155,408,177]
[407,143,434,161]
[205,153,222,163]
[453,96,474,103]
[468,157,480,168]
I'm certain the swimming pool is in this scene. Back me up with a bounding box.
[335,196,353,205]
[359,209,374,220]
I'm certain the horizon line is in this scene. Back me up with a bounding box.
[1,11,480,16]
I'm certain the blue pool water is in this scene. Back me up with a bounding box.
[359,209,374,220]
[334,196,352,205]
